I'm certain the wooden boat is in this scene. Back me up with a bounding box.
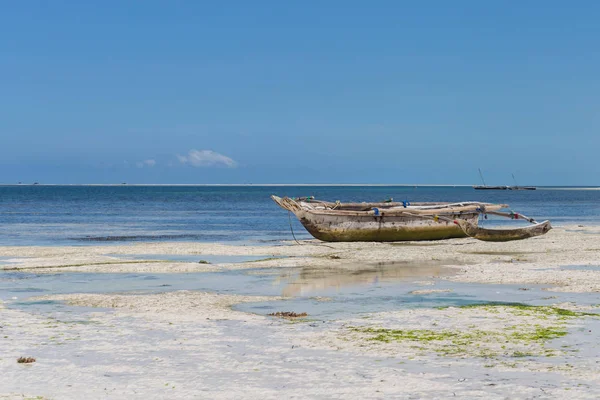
[473,172,537,190]
[475,184,536,190]
[271,196,551,242]
[508,174,536,190]
[473,185,509,190]
[272,196,499,242]
[473,169,508,190]
[454,220,551,242]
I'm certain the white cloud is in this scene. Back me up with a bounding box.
[176,149,237,168]
[136,159,156,168]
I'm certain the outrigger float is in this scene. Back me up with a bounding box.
[271,196,551,242]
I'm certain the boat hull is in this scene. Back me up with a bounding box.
[473,186,509,190]
[455,220,551,242]
[294,210,479,242]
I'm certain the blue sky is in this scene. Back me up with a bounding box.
[1,1,599,185]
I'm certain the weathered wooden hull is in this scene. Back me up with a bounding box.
[271,195,549,243]
[455,220,551,242]
[293,209,479,242]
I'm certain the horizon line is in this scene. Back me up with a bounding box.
[1,183,599,189]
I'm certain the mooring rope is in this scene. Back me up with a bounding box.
[288,211,335,249]
[288,210,303,246]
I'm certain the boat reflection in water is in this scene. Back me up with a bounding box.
[274,261,458,297]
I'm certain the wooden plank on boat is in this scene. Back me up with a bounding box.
[271,196,507,216]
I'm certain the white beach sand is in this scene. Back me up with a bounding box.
[2,290,599,399]
[2,225,600,398]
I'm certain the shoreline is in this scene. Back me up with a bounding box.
[2,225,600,292]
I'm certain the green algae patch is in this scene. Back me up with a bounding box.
[348,304,597,359]
[455,303,599,318]
[510,325,567,341]
[351,324,567,358]
[355,328,458,343]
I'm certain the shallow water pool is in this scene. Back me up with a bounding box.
[561,265,600,271]
[2,261,598,320]
[106,253,285,264]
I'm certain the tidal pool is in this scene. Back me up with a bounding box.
[2,260,598,320]
[105,253,285,264]
[0,256,22,265]
[561,265,600,271]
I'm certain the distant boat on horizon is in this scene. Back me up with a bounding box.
[473,169,508,190]
[508,173,536,190]
[473,185,510,190]
[473,170,536,190]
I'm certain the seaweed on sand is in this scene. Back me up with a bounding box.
[268,311,308,318]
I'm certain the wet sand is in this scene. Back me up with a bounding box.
[2,225,600,292]
[2,225,600,398]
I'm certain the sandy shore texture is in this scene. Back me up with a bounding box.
[2,290,599,399]
[2,225,600,398]
[2,225,600,292]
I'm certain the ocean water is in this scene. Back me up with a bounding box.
[0,185,599,246]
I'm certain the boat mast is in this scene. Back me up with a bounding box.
[512,173,519,187]
[478,168,487,186]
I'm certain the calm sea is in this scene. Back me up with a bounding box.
[0,185,598,246]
